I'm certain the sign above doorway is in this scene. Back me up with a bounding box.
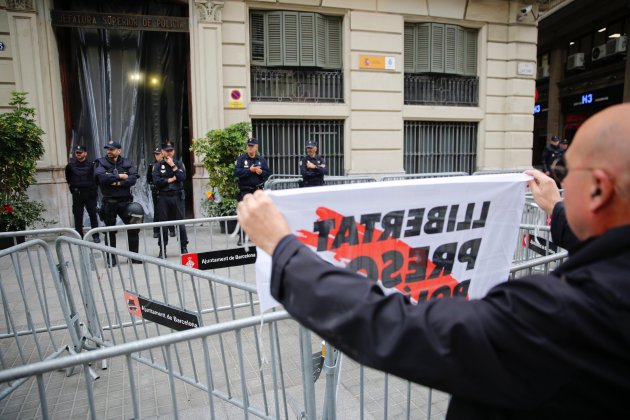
[51,10,189,32]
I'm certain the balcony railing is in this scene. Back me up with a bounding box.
[251,67,343,103]
[404,74,479,106]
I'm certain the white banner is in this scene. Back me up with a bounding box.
[256,174,530,312]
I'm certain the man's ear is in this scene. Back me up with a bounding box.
[590,169,614,210]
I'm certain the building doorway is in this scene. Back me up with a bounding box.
[52,0,192,219]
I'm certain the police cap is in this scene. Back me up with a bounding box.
[161,141,174,151]
[560,138,569,145]
[73,145,87,153]
[104,140,122,150]
[306,141,317,148]
[247,138,258,145]
[153,145,162,154]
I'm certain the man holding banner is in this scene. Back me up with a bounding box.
[238,103,630,418]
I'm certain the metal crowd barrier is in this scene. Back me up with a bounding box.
[380,172,468,181]
[0,239,88,405]
[0,202,570,419]
[265,175,378,191]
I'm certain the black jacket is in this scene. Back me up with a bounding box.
[65,159,96,189]
[94,156,138,198]
[234,153,270,190]
[541,145,560,173]
[299,155,327,186]
[152,159,186,193]
[270,223,630,418]
[551,201,581,253]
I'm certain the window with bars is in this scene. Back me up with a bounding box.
[404,121,477,174]
[404,23,478,106]
[250,10,342,69]
[252,119,344,176]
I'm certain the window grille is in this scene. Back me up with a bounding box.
[252,120,345,176]
[404,121,477,174]
[251,67,343,103]
[404,74,478,106]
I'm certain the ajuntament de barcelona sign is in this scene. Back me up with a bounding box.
[51,11,189,33]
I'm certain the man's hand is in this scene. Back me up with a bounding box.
[119,173,129,180]
[306,161,316,169]
[237,190,291,255]
[524,169,562,214]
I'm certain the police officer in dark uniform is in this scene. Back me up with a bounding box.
[151,141,188,258]
[234,138,271,200]
[299,141,327,187]
[94,140,142,266]
[65,145,100,242]
[234,137,270,245]
[147,146,175,239]
[541,135,561,176]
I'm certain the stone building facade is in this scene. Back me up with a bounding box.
[0,0,538,225]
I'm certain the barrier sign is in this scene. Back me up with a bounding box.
[124,291,199,331]
[181,247,257,270]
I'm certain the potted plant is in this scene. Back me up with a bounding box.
[191,121,251,232]
[0,92,46,248]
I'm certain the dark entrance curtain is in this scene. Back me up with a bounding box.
[55,0,188,219]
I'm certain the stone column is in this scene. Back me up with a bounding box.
[7,0,70,227]
[190,0,224,217]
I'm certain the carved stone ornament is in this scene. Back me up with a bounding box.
[195,0,224,23]
[7,0,35,12]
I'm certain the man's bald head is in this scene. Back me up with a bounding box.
[568,104,630,197]
[563,103,630,239]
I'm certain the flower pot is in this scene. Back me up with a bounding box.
[219,219,238,235]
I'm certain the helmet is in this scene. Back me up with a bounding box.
[123,202,145,225]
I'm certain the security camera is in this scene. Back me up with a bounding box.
[518,5,532,20]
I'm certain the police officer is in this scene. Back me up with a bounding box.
[541,135,561,176]
[65,145,100,242]
[234,137,270,245]
[299,141,327,187]
[147,146,175,239]
[151,141,188,258]
[234,138,270,200]
[94,140,142,267]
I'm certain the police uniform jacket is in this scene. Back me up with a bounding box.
[234,153,270,190]
[269,219,630,418]
[94,156,138,198]
[541,144,560,173]
[299,155,327,186]
[65,159,96,190]
[152,159,186,193]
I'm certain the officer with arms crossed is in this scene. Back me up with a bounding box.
[152,141,188,258]
[94,140,143,267]
[237,103,630,418]
[65,145,100,242]
[147,146,175,239]
[233,137,270,245]
[299,141,327,187]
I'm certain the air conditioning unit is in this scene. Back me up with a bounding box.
[537,65,549,79]
[566,53,585,70]
[592,44,608,61]
[606,35,627,56]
